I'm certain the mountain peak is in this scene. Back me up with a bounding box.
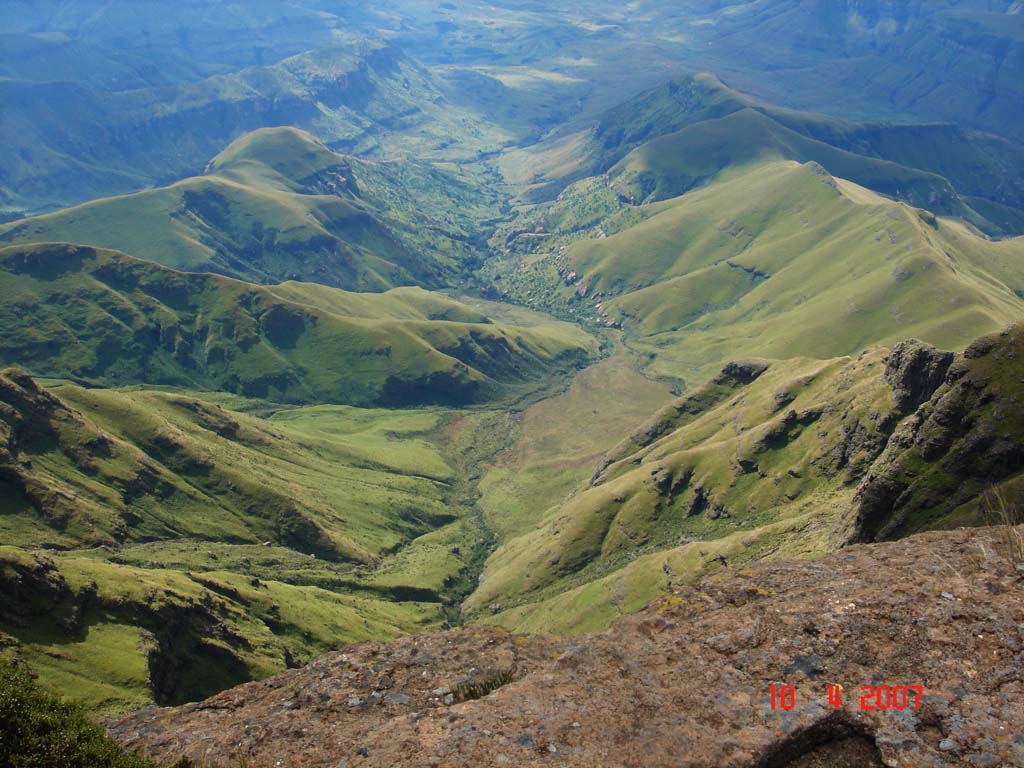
[207,126,342,187]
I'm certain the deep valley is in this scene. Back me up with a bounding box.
[1,3,1023,767]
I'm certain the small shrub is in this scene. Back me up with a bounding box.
[0,659,155,768]
[452,666,517,703]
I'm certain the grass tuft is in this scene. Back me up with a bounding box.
[981,487,1024,567]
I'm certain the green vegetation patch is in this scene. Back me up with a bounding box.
[0,657,156,768]
[0,243,596,407]
[1,127,505,293]
[465,347,913,624]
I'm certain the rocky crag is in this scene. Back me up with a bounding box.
[110,525,1024,768]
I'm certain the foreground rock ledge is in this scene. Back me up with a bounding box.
[110,527,1024,767]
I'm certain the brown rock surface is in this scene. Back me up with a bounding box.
[110,526,1024,767]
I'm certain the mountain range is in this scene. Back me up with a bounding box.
[2,126,506,290]
[1,4,1023,764]
[1,39,503,218]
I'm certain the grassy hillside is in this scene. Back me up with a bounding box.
[511,159,1024,385]
[0,368,457,557]
[506,73,1024,235]
[1,127,500,291]
[466,352,894,627]
[0,243,595,406]
[488,78,1024,373]
[467,326,1024,634]
[608,109,1023,234]
[0,368,517,713]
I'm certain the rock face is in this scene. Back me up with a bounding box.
[110,526,1024,768]
[853,325,1024,541]
[0,368,83,539]
[883,339,954,413]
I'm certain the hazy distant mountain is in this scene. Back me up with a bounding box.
[0,39,495,217]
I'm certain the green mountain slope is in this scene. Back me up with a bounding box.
[515,73,1024,234]
[466,325,1024,634]
[609,108,1024,235]
[0,368,505,711]
[553,160,1024,383]
[0,368,460,560]
[0,243,595,406]
[1,127,497,291]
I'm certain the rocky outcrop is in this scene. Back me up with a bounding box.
[0,545,255,706]
[883,338,954,413]
[852,325,1024,541]
[0,552,76,630]
[0,368,84,538]
[109,525,1024,767]
[593,325,1021,556]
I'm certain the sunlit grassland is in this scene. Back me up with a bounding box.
[464,348,914,627]
[477,352,674,544]
[0,127,504,292]
[0,383,486,713]
[559,160,1024,383]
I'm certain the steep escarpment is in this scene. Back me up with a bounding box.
[108,525,1024,768]
[852,325,1024,540]
[465,326,1024,634]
